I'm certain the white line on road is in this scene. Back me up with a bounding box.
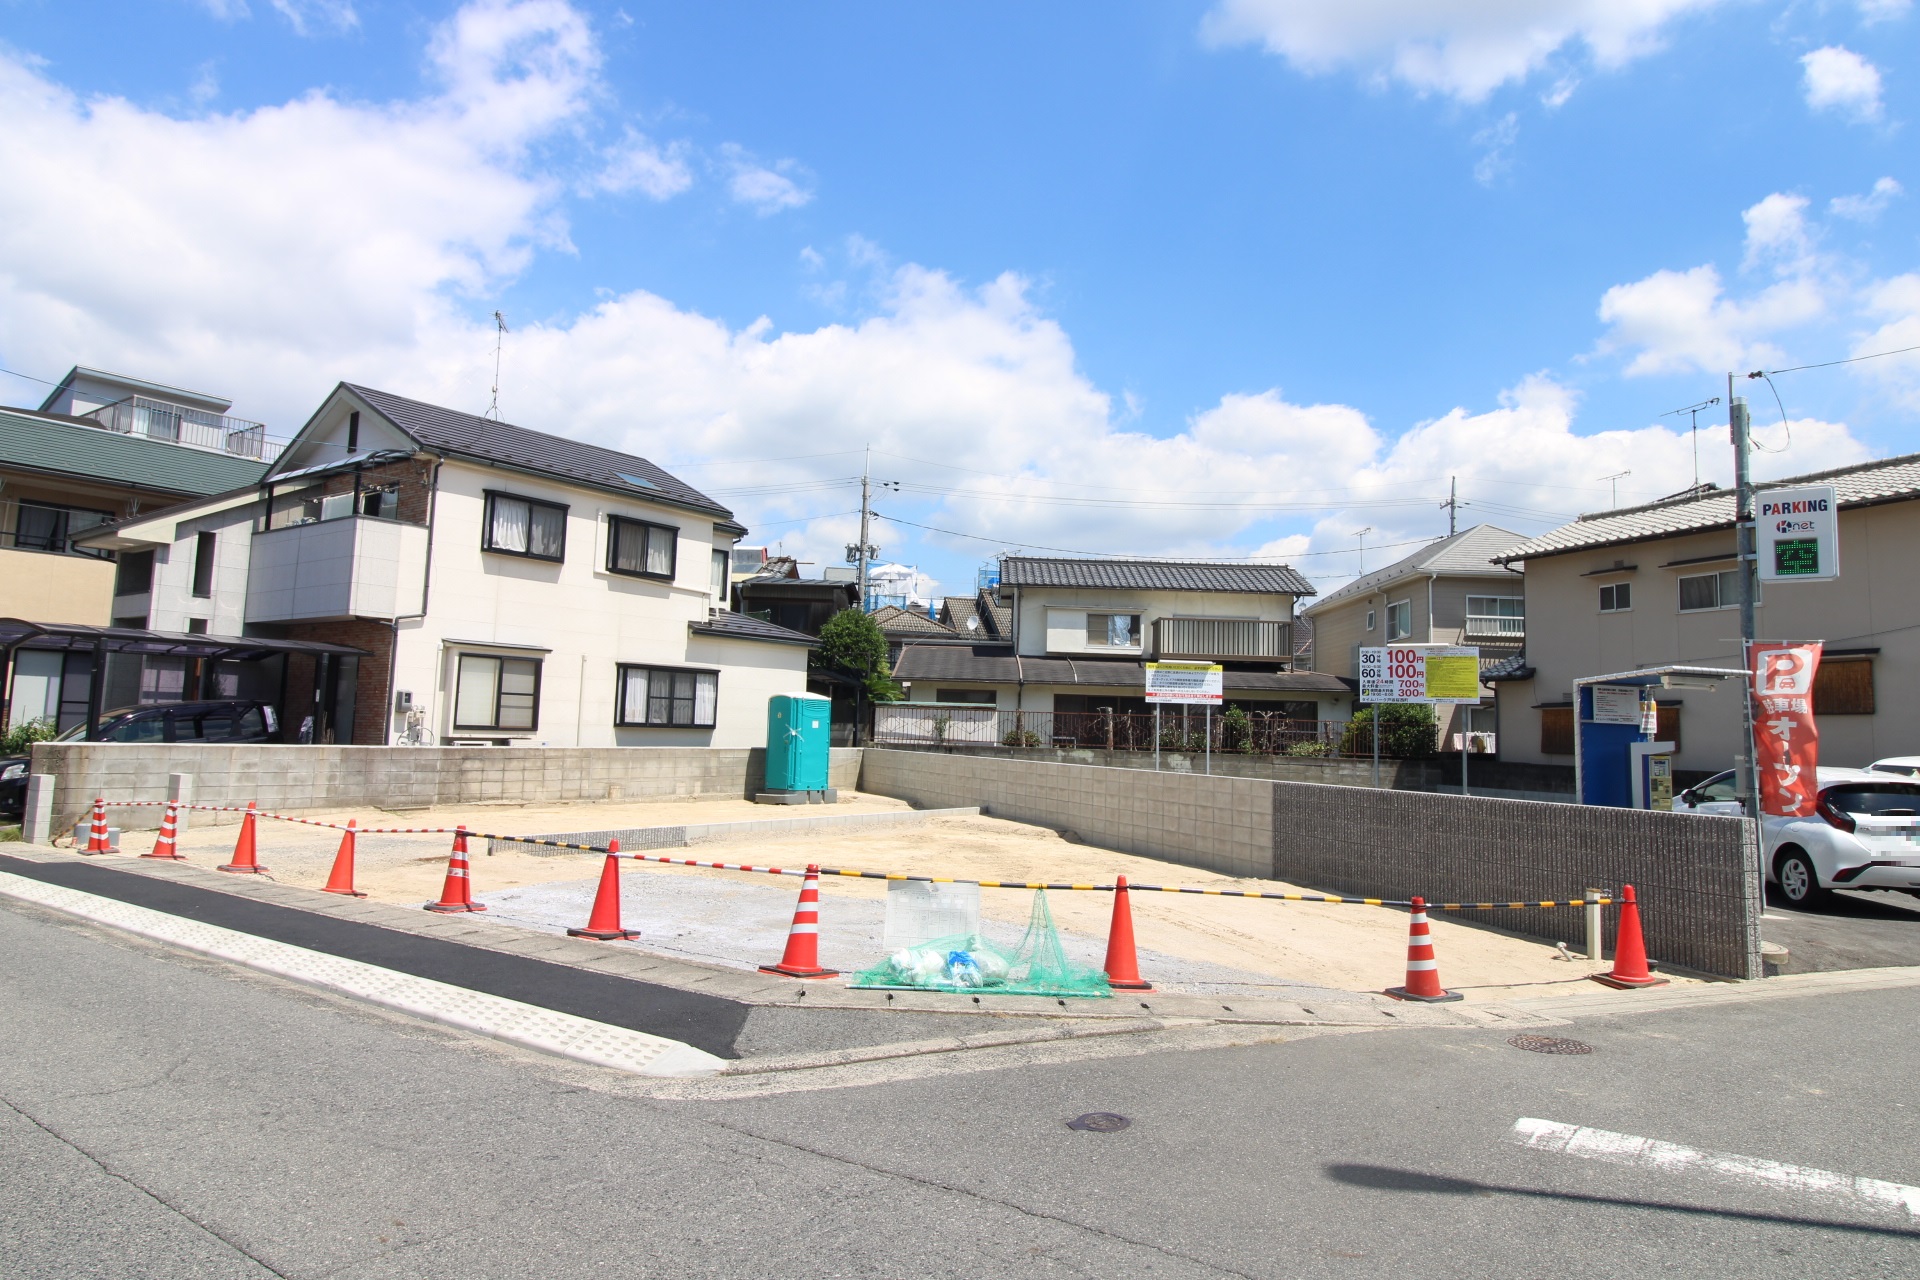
[1507,1118,1920,1218]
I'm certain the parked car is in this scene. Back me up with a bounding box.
[0,700,277,819]
[1867,756,1920,778]
[1673,767,1920,905]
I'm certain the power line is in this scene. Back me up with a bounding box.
[873,511,1446,560]
[1756,342,1920,377]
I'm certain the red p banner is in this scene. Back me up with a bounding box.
[1748,640,1823,818]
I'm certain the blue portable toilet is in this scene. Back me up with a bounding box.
[761,692,834,802]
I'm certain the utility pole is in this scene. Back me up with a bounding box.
[1440,476,1462,536]
[857,446,872,609]
[1729,384,1764,841]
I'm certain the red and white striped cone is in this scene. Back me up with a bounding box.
[218,802,267,874]
[82,798,111,854]
[321,819,367,897]
[569,840,640,940]
[760,865,839,978]
[424,826,487,913]
[1385,897,1462,1003]
[142,801,186,860]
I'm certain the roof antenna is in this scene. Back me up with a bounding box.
[485,310,509,420]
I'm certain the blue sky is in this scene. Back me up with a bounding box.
[1,0,1915,598]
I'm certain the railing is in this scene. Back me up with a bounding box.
[1152,616,1293,663]
[0,525,114,560]
[83,396,285,462]
[1463,615,1525,639]
[873,706,1353,757]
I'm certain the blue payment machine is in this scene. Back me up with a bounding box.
[763,692,833,799]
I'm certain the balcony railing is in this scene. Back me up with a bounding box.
[1462,615,1525,639]
[1152,616,1292,663]
[83,396,285,462]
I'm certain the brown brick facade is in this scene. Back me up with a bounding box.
[274,618,397,745]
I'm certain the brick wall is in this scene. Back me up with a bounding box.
[274,619,396,745]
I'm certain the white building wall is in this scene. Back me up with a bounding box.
[1012,586,1297,657]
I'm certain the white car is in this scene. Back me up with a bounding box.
[1672,767,1920,906]
[1868,756,1920,779]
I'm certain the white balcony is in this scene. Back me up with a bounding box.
[1152,616,1293,663]
[245,515,427,623]
[1463,614,1526,639]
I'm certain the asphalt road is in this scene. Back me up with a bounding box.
[1762,884,1920,972]
[5,896,1919,1279]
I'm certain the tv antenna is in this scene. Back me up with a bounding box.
[1661,397,1721,490]
[1598,469,1631,509]
[486,310,509,420]
[1353,526,1373,575]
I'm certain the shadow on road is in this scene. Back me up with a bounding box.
[1323,1164,1920,1239]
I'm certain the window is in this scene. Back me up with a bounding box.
[616,665,717,727]
[1085,613,1141,648]
[114,550,155,596]
[191,531,217,598]
[1598,581,1631,612]
[607,516,677,580]
[1465,595,1524,637]
[186,619,209,635]
[358,486,398,519]
[1814,657,1875,715]
[12,500,111,553]
[1539,706,1574,755]
[1386,600,1412,641]
[1679,568,1741,612]
[712,548,729,602]
[1365,609,1376,631]
[454,654,542,731]
[482,492,567,562]
[935,689,997,705]
[346,410,360,453]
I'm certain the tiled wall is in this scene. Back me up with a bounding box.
[31,744,864,829]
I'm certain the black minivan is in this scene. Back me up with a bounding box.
[0,700,277,818]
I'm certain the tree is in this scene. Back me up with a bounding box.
[815,608,902,704]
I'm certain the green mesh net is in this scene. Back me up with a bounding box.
[850,889,1112,998]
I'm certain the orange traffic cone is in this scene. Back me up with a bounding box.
[569,840,640,940]
[1386,897,1462,1002]
[142,801,186,860]
[321,819,367,897]
[1590,884,1669,989]
[424,826,486,913]
[1102,874,1153,992]
[82,798,111,854]
[218,802,267,874]
[760,865,838,978]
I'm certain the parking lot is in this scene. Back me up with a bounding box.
[1763,885,1920,973]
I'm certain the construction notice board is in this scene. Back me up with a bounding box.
[1144,662,1224,704]
[1359,645,1481,704]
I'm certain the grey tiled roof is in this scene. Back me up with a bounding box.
[938,592,1013,641]
[891,645,1348,693]
[0,406,269,497]
[343,384,732,518]
[871,605,957,637]
[689,611,816,646]
[1304,524,1525,614]
[1000,557,1314,596]
[1493,451,1920,563]
[1481,653,1534,681]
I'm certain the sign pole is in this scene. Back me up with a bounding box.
[1462,713,1470,797]
[1204,706,1212,776]
[1154,706,1160,772]
[1371,707,1380,789]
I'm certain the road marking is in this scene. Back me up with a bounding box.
[0,870,725,1079]
[1507,1118,1920,1217]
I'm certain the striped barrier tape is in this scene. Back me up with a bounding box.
[83,799,1614,909]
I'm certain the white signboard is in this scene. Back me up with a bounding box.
[1358,645,1482,705]
[1144,661,1224,704]
[1757,484,1839,583]
[1590,683,1643,726]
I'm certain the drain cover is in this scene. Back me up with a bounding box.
[1507,1034,1593,1056]
[1067,1112,1132,1132]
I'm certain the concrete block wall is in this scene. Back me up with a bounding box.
[858,748,1274,879]
[32,744,864,830]
[1271,782,1761,980]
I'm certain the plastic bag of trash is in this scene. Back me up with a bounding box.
[850,890,1110,998]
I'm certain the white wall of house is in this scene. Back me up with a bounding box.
[1011,587,1298,657]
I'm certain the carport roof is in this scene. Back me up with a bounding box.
[0,619,366,660]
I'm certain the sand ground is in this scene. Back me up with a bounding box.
[93,792,1688,1002]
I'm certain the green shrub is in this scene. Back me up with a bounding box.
[2,717,55,757]
[1338,705,1439,758]
[1284,740,1332,758]
[1002,728,1042,748]
[1220,706,1251,752]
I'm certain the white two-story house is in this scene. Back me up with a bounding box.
[890,556,1350,737]
[78,383,813,747]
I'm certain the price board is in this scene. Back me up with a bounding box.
[1359,645,1481,705]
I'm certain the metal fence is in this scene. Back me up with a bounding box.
[83,396,285,462]
[873,705,1351,757]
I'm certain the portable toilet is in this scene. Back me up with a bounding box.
[760,692,835,803]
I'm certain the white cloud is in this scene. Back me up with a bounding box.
[1198,0,1726,102]
[1830,176,1903,221]
[1801,46,1884,123]
[720,144,814,214]
[590,129,692,199]
[1857,0,1910,24]
[1472,111,1518,185]
[1854,275,1920,409]
[269,0,359,35]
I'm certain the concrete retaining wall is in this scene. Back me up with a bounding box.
[859,748,1759,979]
[858,749,1275,879]
[31,744,864,830]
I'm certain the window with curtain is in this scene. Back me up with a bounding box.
[453,654,542,730]
[482,493,567,562]
[1386,599,1412,640]
[607,516,678,580]
[1084,612,1141,647]
[616,665,717,727]
[1678,568,1742,612]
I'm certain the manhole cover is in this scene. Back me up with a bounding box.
[1067,1112,1132,1132]
[1507,1034,1593,1056]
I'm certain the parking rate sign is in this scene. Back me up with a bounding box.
[1359,645,1481,704]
